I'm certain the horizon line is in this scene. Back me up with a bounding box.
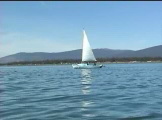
[0,44,161,58]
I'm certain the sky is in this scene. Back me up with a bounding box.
[0,1,162,57]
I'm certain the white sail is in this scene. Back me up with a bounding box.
[82,30,97,62]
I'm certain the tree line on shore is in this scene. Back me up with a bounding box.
[0,57,162,66]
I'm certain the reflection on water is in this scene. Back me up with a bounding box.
[81,69,92,95]
[1,64,162,119]
[80,69,95,117]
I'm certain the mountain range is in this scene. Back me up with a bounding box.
[0,45,162,64]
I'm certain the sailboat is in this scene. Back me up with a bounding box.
[72,30,103,69]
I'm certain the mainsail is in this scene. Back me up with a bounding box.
[82,30,97,62]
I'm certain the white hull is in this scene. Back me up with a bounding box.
[72,63,103,69]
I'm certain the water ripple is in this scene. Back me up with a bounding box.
[0,63,162,120]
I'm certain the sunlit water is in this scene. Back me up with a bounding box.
[0,63,162,120]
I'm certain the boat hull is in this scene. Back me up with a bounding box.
[72,63,103,69]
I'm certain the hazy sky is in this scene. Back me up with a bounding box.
[0,1,162,57]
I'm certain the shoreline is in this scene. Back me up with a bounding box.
[0,61,162,67]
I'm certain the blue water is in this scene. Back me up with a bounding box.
[0,63,162,120]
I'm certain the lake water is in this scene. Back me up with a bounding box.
[0,63,162,120]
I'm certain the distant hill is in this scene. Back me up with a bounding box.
[0,45,162,64]
[117,45,162,57]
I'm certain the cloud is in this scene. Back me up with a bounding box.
[0,32,80,57]
[0,32,8,35]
